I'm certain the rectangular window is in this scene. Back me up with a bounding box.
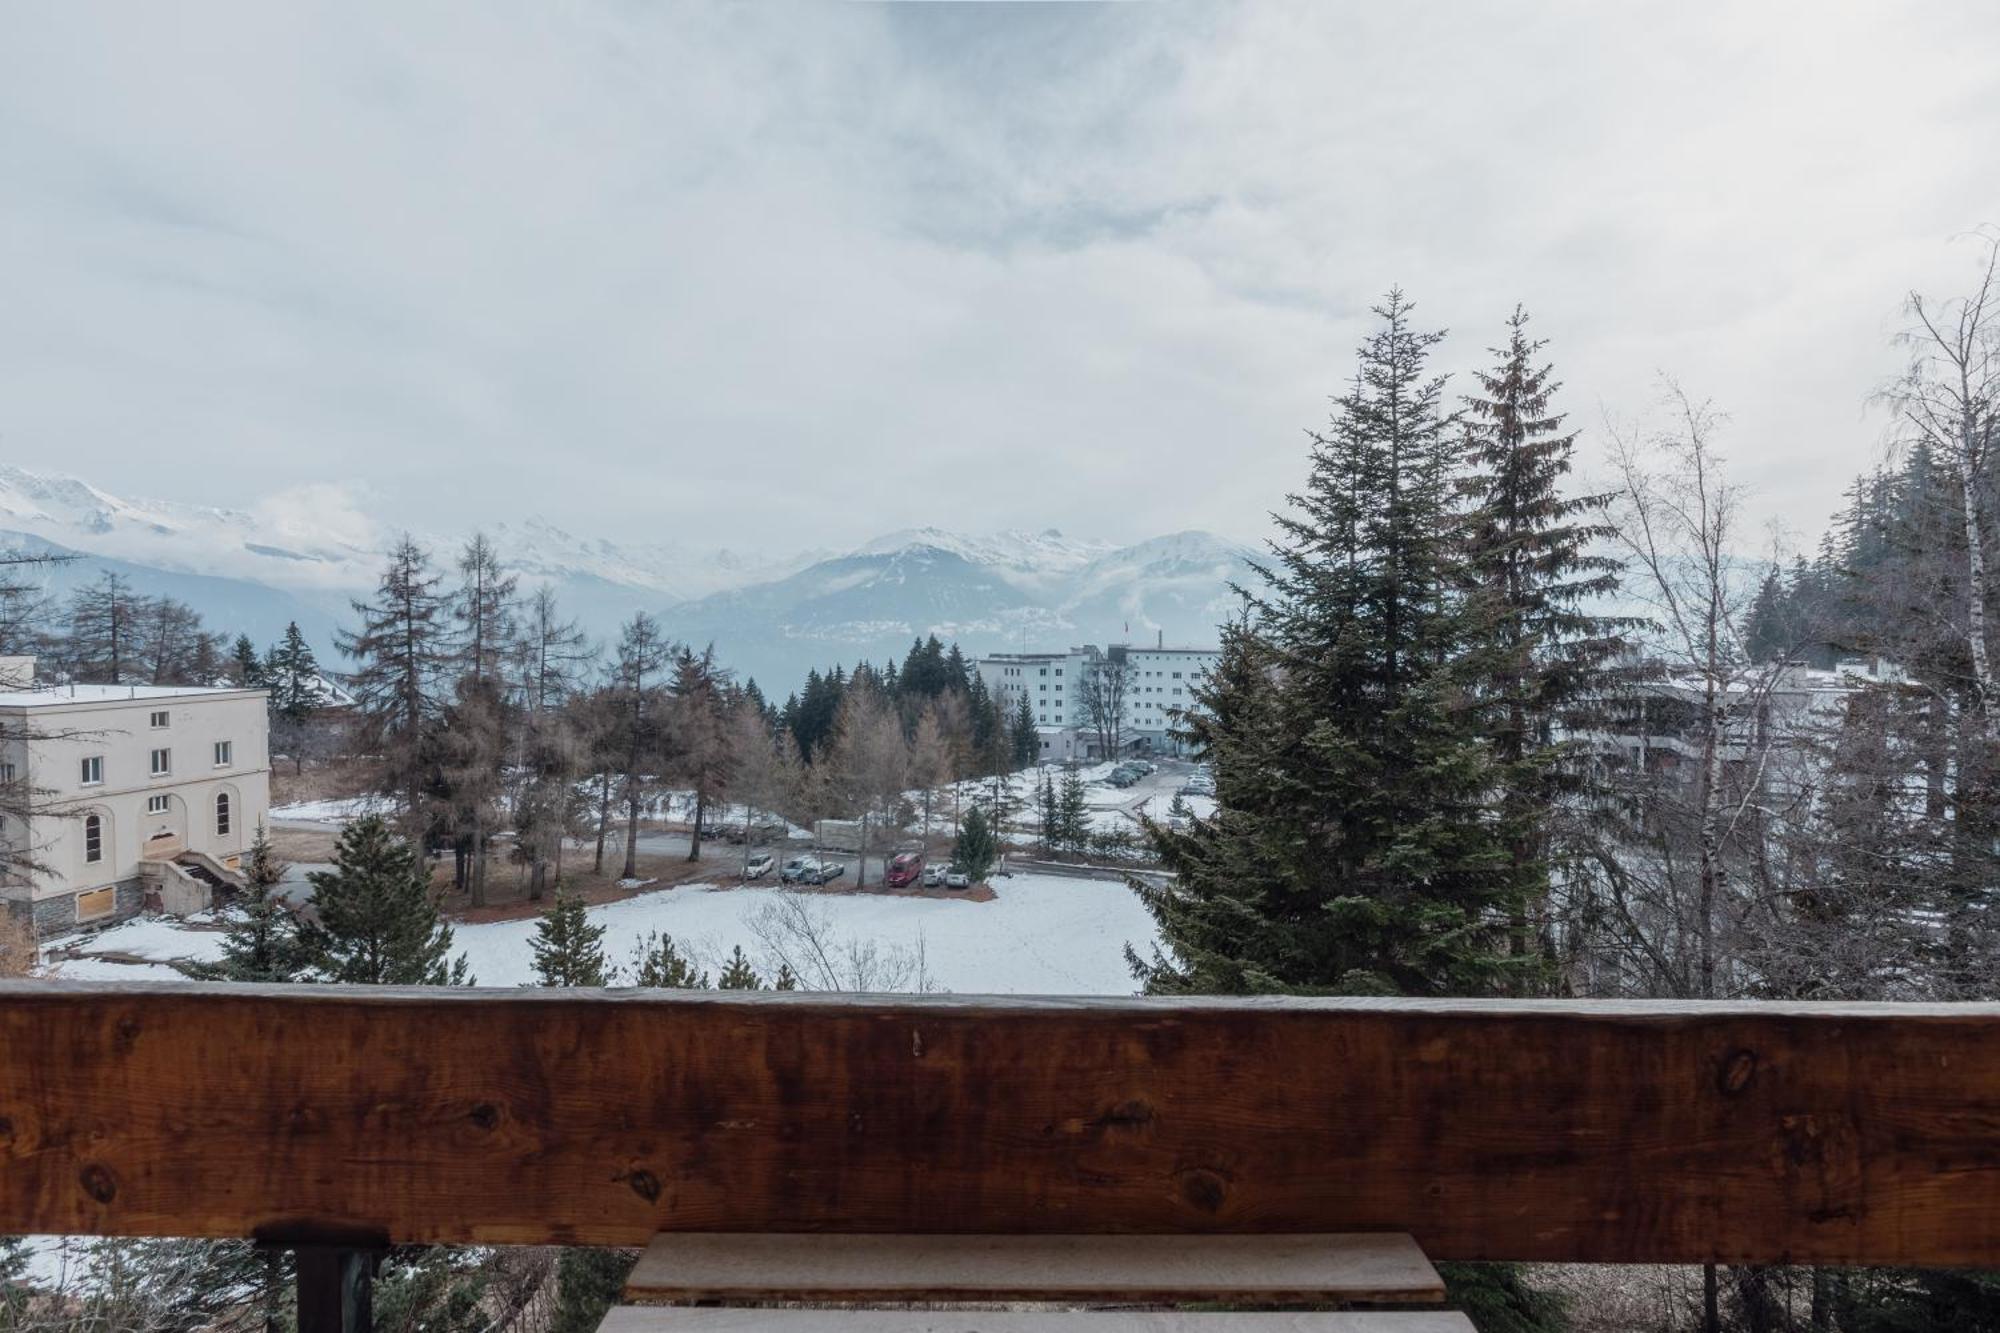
[149,710,170,729]
[80,756,103,786]
[147,795,170,815]
[0,761,13,782]
[213,741,233,767]
[85,818,102,863]
[150,748,171,776]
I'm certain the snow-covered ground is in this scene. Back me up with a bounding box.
[38,873,1159,996]
[269,794,399,823]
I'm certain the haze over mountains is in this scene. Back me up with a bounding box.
[0,467,1252,694]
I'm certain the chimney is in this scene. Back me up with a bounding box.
[1157,629,1164,649]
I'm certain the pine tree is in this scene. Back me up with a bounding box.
[299,815,470,985]
[229,633,264,688]
[773,962,799,990]
[1058,763,1090,856]
[1136,291,1517,998]
[630,931,709,988]
[180,824,302,982]
[1036,769,1059,854]
[530,888,609,987]
[716,944,765,990]
[1011,692,1038,768]
[1457,307,1629,987]
[339,537,452,841]
[952,804,997,883]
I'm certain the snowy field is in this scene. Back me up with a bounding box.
[41,873,1160,996]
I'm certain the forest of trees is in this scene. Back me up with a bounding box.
[1132,247,2000,1330]
[8,235,2000,1333]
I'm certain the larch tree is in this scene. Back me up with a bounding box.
[338,537,452,845]
[609,613,672,881]
[670,644,732,863]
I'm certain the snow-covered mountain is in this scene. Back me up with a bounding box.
[664,529,1259,691]
[0,467,1256,691]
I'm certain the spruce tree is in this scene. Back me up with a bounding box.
[229,633,264,688]
[1058,763,1090,855]
[530,889,609,987]
[181,824,302,982]
[299,815,470,985]
[1012,692,1038,768]
[952,804,997,882]
[716,945,765,990]
[1036,770,1059,853]
[1135,291,1518,997]
[773,962,799,990]
[1457,307,1629,986]
[630,931,709,988]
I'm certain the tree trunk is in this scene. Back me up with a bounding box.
[1954,445,1997,731]
[622,792,641,881]
[593,771,611,874]
[688,790,704,863]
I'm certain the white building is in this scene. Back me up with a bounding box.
[0,657,270,937]
[977,642,1220,760]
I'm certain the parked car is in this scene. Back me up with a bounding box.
[743,853,776,880]
[944,868,971,890]
[921,864,946,888]
[885,851,925,888]
[780,856,843,885]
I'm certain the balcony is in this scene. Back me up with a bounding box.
[3,983,1998,1329]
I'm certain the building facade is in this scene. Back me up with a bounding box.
[0,658,270,937]
[977,642,1221,760]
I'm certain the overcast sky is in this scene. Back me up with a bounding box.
[3,2,1998,557]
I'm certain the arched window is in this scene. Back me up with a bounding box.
[215,792,231,837]
[84,814,103,864]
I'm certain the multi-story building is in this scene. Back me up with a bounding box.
[977,641,1221,760]
[0,656,269,937]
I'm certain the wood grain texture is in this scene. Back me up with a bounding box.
[4,981,2000,1263]
[600,1310,1476,1333]
[621,1233,1442,1305]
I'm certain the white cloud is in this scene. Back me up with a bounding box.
[1,0,1996,558]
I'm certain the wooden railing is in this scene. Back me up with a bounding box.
[3,981,1999,1267]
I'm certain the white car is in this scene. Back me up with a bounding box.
[943,868,971,890]
[921,864,946,888]
[744,853,776,880]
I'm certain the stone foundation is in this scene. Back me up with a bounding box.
[23,880,145,939]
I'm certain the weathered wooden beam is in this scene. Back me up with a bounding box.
[621,1233,1444,1305]
[4,982,2000,1265]
[599,1311,1477,1332]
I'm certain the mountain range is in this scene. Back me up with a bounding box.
[0,467,1254,695]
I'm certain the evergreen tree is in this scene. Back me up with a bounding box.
[1136,291,1518,997]
[339,537,452,841]
[551,1250,638,1333]
[229,633,264,688]
[1036,769,1059,854]
[716,944,765,990]
[1011,691,1038,768]
[180,824,302,982]
[1457,307,1629,986]
[266,620,324,775]
[630,930,709,988]
[1059,761,1090,855]
[952,804,997,882]
[530,888,609,987]
[773,962,799,990]
[299,815,470,985]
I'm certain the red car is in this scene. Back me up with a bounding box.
[885,851,925,888]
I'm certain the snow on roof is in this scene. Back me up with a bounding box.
[0,682,257,709]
